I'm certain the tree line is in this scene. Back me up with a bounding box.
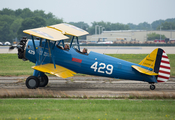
[0,8,175,42]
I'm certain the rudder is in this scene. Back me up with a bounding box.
[139,48,170,82]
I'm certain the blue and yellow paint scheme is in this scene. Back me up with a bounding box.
[17,23,170,90]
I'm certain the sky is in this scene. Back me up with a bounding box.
[1,0,175,25]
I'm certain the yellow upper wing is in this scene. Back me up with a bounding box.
[132,65,158,76]
[23,27,69,41]
[49,23,89,36]
[32,63,76,78]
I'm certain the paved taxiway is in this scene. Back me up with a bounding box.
[1,46,175,54]
[0,76,175,98]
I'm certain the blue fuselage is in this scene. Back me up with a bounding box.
[24,40,157,83]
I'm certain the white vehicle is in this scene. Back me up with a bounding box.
[97,38,113,44]
[4,41,11,46]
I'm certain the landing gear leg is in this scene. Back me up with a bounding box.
[150,84,156,90]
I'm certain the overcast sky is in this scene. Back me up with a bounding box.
[1,0,175,25]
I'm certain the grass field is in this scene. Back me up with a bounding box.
[0,54,174,76]
[0,99,175,120]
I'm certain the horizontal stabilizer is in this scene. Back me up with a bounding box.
[132,65,158,76]
[23,27,69,41]
[32,63,76,78]
[49,23,89,36]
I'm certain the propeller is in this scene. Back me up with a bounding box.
[8,36,28,61]
[9,44,21,51]
[9,36,27,51]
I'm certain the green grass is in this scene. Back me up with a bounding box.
[0,54,34,76]
[0,54,175,76]
[0,99,175,120]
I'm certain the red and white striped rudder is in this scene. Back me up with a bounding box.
[157,51,171,82]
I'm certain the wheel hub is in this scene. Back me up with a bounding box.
[28,79,36,87]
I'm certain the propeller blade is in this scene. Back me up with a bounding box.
[9,46,15,50]
[9,44,18,51]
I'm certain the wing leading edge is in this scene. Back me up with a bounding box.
[32,64,76,78]
[23,27,69,41]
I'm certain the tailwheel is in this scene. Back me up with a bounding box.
[39,75,49,87]
[150,84,156,90]
[26,76,40,89]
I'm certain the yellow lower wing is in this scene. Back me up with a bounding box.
[132,65,158,76]
[32,64,76,78]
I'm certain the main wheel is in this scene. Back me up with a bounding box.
[39,75,49,87]
[26,76,40,89]
[150,84,156,90]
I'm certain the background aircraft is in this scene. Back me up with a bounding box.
[10,23,171,90]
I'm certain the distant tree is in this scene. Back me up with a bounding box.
[157,22,175,30]
[137,22,151,30]
[0,8,15,16]
[0,8,65,41]
[127,23,138,30]
[147,32,166,41]
[10,18,23,40]
[151,19,164,30]
[0,15,15,42]
[0,23,13,42]
[33,10,46,18]
[46,17,63,26]
[17,17,46,38]
[20,8,34,19]
[15,8,23,16]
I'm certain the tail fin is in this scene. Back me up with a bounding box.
[139,48,170,82]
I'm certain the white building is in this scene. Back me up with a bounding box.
[86,30,175,43]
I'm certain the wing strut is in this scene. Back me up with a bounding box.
[31,36,39,65]
[51,41,56,69]
[76,37,80,51]
[69,36,80,51]
[70,36,74,48]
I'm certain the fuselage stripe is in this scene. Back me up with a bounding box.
[72,58,82,63]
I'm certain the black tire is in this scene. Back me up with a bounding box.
[39,75,49,87]
[150,84,156,90]
[26,76,40,89]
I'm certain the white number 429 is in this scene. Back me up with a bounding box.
[90,62,113,75]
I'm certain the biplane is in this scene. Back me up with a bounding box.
[10,23,171,90]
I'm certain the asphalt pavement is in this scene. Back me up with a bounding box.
[0,76,175,98]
